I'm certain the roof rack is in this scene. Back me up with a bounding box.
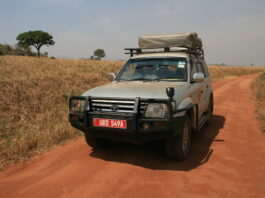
[124,46,204,58]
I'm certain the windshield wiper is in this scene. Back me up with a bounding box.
[132,77,161,81]
[132,77,149,81]
[118,77,160,81]
[159,78,185,82]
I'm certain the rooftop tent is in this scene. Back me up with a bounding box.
[138,32,203,49]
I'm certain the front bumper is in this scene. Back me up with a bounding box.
[69,96,186,143]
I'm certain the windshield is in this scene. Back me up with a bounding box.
[116,58,187,81]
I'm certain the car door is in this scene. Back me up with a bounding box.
[189,59,203,107]
[196,61,210,116]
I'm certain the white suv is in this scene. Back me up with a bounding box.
[68,33,213,160]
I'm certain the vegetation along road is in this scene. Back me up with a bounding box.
[0,74,264,198]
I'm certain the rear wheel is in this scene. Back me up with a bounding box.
[84,134,110,149]
[165,116,191,160]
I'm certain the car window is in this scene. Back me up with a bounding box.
[190,61,198,79]
[116,58,187,82]
[196,62,206,77]
[201,61,209,77]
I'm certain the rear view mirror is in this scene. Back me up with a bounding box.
[108,72,116,81]
[192,72,204,83]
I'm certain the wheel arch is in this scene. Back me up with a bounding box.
[176,97,197,132]
[186,106,196,133]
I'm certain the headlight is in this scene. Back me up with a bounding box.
[69,98,85,113]
[145,103,168,118]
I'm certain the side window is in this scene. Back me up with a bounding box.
[196,62,206,77]
[201,61,209,77]
[190,61,198,79]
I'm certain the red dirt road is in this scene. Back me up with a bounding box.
[0,74,264,198]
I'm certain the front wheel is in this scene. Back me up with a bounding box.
[165,116,192,160]
[84,134,110,149]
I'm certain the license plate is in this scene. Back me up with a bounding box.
[93,118,127,129]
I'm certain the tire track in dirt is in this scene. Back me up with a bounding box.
[0,74,264,198]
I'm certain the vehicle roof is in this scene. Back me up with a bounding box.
[130,52,189,59]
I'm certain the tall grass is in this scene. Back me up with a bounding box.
[0,56,122,169]
[0,56,264,169]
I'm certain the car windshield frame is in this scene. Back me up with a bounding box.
[116,57,188,82]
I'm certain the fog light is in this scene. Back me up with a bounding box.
[142,122,150,131]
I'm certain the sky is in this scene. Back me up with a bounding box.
[0,0,265,65]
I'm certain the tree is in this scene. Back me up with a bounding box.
[93,49,105,60]
[16,30,55,57]
[0,43,35,56]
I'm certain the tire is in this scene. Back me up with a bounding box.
[206,96,214,125]
[84,133,110,149]
[165,116,192,160]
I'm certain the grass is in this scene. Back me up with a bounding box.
[208,65,265,83]
[0,55,264,170]
[0,56,123,170]
[252,72,265,132]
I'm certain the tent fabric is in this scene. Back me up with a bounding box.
[138,32,202,49]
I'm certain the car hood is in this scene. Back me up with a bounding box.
[82,81,187,99]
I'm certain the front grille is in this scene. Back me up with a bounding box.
[91,99,135,113]
[91,99,147,113]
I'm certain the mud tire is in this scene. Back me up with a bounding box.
[165,116,192,160]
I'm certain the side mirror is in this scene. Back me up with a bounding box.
[166,87,175,100]
[108,72,116,81]
[192,72,205,83]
